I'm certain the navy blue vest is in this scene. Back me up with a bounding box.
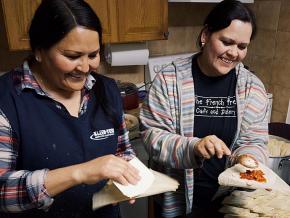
[0,72,122,218]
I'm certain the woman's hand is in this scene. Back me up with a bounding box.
[45,155,140,197]
[73,155,140,186]
[194,135,231,159]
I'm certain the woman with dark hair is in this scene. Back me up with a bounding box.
[0,0,139,217]
[140,0,268,217]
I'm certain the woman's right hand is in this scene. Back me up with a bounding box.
[45,155,140,197]
[73,155,140,186]
[194,135,231,159]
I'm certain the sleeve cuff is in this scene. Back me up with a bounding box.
[188,138,203,168]
[26,169,54,210]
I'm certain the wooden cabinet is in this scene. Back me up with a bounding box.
[1,0,41,50]
[86,0,119,43]
[88,0,168,43]
[116,0,168,42]
[1,0,168,50]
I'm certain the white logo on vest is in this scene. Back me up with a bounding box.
[90,128,115,140]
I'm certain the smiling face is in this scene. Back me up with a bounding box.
[36,26,100,93]
[198,19,252,77]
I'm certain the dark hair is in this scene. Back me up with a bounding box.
[29,0,102,51]
[197,0,256,48]
[29,0,119,128]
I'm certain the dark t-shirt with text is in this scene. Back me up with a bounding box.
[192,57,237,207]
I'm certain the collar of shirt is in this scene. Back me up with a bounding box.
[14,61,96,97]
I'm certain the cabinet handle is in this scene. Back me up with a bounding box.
[163,31,169,39]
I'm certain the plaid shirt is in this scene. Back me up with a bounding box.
[0,61,134,212]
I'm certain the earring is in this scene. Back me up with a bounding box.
[201,42,205,48]
[35,56,41,62]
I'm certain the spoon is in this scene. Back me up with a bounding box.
[237,154,259,169]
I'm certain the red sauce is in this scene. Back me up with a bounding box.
[240,170,267,183]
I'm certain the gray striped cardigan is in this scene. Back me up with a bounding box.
[140,55,269,218]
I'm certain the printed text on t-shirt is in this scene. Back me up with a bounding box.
[195,95,237,117]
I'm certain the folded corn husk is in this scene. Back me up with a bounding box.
[220,189,290,218]
[92,169,179,210]
[268,135,290,157]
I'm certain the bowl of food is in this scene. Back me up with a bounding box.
[124,114,139,139]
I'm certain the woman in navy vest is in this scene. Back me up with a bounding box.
[0,0,140,217]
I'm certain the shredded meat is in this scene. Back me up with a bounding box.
[240,170,267,183]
